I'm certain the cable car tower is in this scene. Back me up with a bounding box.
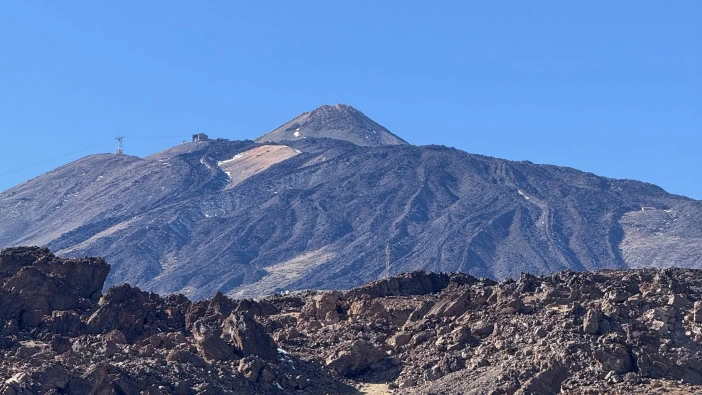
[115,136,124,155]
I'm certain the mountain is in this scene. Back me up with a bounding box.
[1,105,700,299]
[256,104,408,146]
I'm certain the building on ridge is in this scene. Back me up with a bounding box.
[192,133,209,143]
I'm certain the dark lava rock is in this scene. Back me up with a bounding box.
[1,247,702,394]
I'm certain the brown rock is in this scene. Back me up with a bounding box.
[427,292,471,318]
[345,271,477,299]
[326,340,386,377]
[348,299,390,321]
[608,289,629,303]
[451,326,471,343]
[499,296,524,314]
[104,329,128,345]
[301,291,342,325]
[222,313,277,359]
[534,326,548,338]
[472,321,494,338]
[594,344,633,374]
[192,322,234,361]
[583,307,600,334]
[238,355,265,381]
[517,361,569,394]
[42,311,83,336]
[386,332,413,347]
[166,350,206,366]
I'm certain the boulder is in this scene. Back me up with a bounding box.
[594,344,633,374]
[499,296,525,314]
[607,289,629,303]
[451,326,471,344]
[583,307,600,334]
[471,321,494,338]
[192,321,234,361]
[301,292,342,325]
[221,313,277,359]
[517,361,569,394]
[326,340,386,377]
[426,292,471,318]
[386,332,413,348]
[348,298,390,321]
[238,355,265,382]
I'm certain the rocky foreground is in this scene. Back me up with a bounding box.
[0,247,701,394]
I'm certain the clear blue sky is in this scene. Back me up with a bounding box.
[1,1,700,198]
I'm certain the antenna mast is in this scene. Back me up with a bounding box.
[115,136,124,155]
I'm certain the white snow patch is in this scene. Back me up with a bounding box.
[224,171,232,179]
[517,190,530,200]
[294,131,301,137]
[294,149,302,154]
[274,383,282,390]
[277,348,288,355]
[218,153,245,165]
[96,176,103,181]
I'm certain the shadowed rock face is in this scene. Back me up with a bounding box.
[1,247,701,394]
[0,106,700,300]
[0,247,108,329]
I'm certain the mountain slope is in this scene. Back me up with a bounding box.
[256,104,408,147]
[0,106,700,299]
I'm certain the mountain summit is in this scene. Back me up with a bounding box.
[256,104,408,147]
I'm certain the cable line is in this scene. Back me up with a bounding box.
[0,138,115,177]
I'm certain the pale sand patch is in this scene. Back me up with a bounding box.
[217,145,299,188]
[356,383,391,395]
[228,247,334,298]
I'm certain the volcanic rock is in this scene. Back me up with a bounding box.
[1,248,702,394]
[222,313,277,359]
[325,340,387,377]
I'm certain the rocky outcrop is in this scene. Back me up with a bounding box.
[0,247,108,330]
[300,291,342,325]
[86,284,190,342]
[0,248,354,395]
[345,271,481,299]
[1,247,701,394]
[222,313,277,359]
[325,340,387,377]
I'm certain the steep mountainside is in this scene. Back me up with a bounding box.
[0,105,700,300]
[256,104,408,147]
